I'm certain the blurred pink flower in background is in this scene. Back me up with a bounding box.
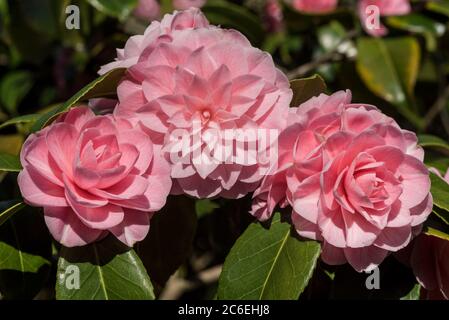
[18,107,172,247]
[114,18,292,199]
[251,90,432,272]
[100,8,210,74]
[358,0,411,37]
[173,0,206,10]
[134,0,206,22]
[291,0,338,14]
[134,0,161,21]
[264,0,284,32]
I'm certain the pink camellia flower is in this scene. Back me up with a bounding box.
[18,106,172,247]
[291,0,338,14]
[173,0,206,10]
[358,0,411,37]
[251,90,432,272]
[114,18,292,199]
[99,8,210,75]
[134,0,161,22]
[409,234,449,299]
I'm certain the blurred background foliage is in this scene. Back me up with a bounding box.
[1,0,449,300]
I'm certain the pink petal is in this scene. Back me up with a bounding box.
[18,168,68,207]
[344,245,389,272]
[109,209,152,247]
[44,206,105,247]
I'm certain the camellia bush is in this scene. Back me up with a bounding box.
[1,0,449,300]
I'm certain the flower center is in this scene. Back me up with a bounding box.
[201,109,212,123]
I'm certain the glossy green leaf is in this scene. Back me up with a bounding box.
[290,74,327,107]
[31,68,126,132]
[0,71,34,115]
[0,152,21,172]
[356,37,422,128]
[430,171,449,213]
[0,208,52,299]
[427,0,449,17]
[86,0,138,21]
[0,114,39,130]
[202,0,265,45]
[137,196,197,287]
[0,200,26,227]
[57,236,155,300]
[217,213,321,300]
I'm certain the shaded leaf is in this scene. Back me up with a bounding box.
[31,68,126,132]
[217,213,321,300]
[290,74,327,107]
[0,71,34,115]
[86,0,138,21]
[56,236,155,300]
[137,196,197,287]
[0,200,26,227]
[0,114,40,130]
[430,171,449,213]
[202,0,265,45]
[386,14,445,51]
[427,0,449,17]
[0,207,52,299]
[0,134,24,155]
[0,152,21,172]
[196,199,219,219]
[400,283,421,300]
[419,134,449,154]
[424,226,449,242]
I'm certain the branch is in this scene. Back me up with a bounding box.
[423,84,449,130]
[159,265,222,300]
[287,29,358,80]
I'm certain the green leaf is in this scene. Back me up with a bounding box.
[0,152,21,172]
[400,283,421,300]
[56,236,155,300]
[419,134,449,153]
[202,0,265,45]
[433,207,449,225]
[137,196,197,287]
[196,199,219,219]
[356,37,422,129]
[0,134,24,155]
[0,200,26,227]
[0,208,52,299]
[386,14,445,51]
[217,213,321,300]
[290,74,327,107]
[31,68,126,132]
[430,171,449,213]
[427,0,449,17]
[86,0,138,21]
[0,114,40,130]
[424,226,449,242]
[16,0,60,39]
[0,71,34,115]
